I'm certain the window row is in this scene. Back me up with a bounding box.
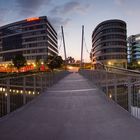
[26,55,47,60]
[96,54,127,60]
[92,28,126,40]
[93,41,127,51]
[93,34,126,44]
[22,30,46,36]
[23,42,47,48]
[94,48,126,55]
[23,48,47,54]
[96,22,125,32]
[23,25,46,31]
[23,36,47,42]
[48,45,58,53]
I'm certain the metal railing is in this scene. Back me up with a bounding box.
[79,67,140,119]
[0,71,70,118]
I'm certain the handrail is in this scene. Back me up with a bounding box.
[79,69,140,119]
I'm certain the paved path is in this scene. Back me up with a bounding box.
[1,73,140,140]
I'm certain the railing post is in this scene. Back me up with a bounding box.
[105,72,108,95]
[23,76,26,104]
[48,73,51,87]
[44,73,47,90]
[114,74,117,103]
[128,77,132,113]
[40,73,43,92]
[34,75,36,95]
[91,70,93,82]
[6,78,10,114]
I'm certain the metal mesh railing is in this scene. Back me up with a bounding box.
[0,71,70,118]
[79,68,140,119]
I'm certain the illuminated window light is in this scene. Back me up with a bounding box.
[20,90,23,94]
[5,93,8,96]
[13,90,15,93]
[38,92,40,95]
[9,89,12,92]
[26,17,40,22]
[33,91,35,95]
[16,90,19,93]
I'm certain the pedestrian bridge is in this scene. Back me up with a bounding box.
[0,72,140,140]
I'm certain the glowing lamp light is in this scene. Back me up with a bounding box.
[0,87,2,91]
[33,63,36,67]
[138,61,140,65]
[109,94,112,99]
[28,91,31,95]
[5,93,8,97]
[108,61,112,66]
[3,88,6,92]
[26,17,40,22]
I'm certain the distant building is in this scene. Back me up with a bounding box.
[91,19,127,68]
[128,34,140,64]
[0,16,58,65]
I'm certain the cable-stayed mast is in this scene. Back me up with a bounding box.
[80,25,84,68]
[61,26,67,69]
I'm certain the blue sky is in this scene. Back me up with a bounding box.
[0,0,140,61]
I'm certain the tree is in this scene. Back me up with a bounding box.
[47,55,63,71]
[12,54,27,71]
[35,57,41,71]
[66,56,75,64]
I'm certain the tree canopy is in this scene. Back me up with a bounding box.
[66,56,75,64]
[12,54,27,70]
[47,55,63,70]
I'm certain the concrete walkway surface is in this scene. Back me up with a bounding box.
[0,73,140,140]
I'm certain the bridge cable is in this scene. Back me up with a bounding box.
[83,35,90,54]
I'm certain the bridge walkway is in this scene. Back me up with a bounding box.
[0,73,140,140]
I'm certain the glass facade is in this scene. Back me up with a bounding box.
[0,16,58,63]
[128,34,140,63]
[91,19,127,68]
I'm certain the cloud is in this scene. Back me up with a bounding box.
[15,0,51,16]
[115,0,126,6]
[0,8,9,25]
[48,17,71,31]
[50,1,90,16]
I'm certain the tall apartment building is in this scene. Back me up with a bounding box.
[0,16,58,65]
[91,19,127,68]
[128,34,140,63]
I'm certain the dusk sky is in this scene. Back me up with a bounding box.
[0,0,140,61]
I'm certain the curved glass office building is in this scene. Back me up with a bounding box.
[91,19,127,68]
[128,34,140,63]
